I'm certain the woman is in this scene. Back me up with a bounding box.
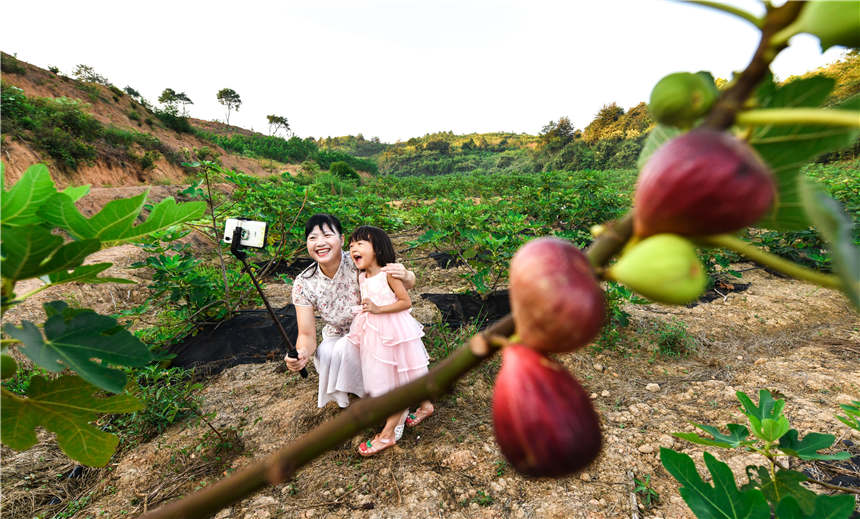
[284,214,415,408]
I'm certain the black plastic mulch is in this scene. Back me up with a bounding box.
[168,306,299,377]
[421,290,510,330]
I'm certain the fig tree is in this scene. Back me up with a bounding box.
[492,345,602,477]
[509,238,605,353]
[607,234,707,305]
[634,129,775,238]
[649,72,718,128]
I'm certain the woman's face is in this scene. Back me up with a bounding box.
[306,224,344,265]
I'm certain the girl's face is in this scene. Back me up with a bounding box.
[349,239,376,270]
[306,224,343,265]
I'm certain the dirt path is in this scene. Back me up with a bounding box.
[2,246,858,519]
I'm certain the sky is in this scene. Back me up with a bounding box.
[1,1,848,143]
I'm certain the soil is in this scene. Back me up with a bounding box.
[3,221,858,519]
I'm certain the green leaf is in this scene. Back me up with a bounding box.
[836,401,860,432]
[637,125,682,170]
[674,423,752,448]
[1,225,101,283]
[799,178,860,308]
[660,448,770,519]
[38,193,205,246]
[1,376,142,467]
[749,467,816,514]
[1,164,58,227]
[3,302,153,393]
[62,184,91,202]
[750,85,860,230]
[776,494,856,519]
[736,390,787,441]
[47,263,135,285]
[777,429,850,460]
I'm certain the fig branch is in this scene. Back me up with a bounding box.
[140,215,633,519]
[698,234,842,289]
[735,108,860,128]
[702,1,805,131]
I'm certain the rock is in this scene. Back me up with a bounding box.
[442,449,478,470]
[601,390,610,397]
[580,472,592,482]
[590,393,598,399]
[593,363,604,372]
[645,383,660,393]
[638,444,654,454]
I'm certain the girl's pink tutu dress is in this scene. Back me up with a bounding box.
[347,271,429,397]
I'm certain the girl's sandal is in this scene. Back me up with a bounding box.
[358,437,395,457]
[405,407,434,428]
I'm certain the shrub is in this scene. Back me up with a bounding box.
[329,160,358,181]
[48,65,60,74]
[1,53,26,75]
[155,109,193,133]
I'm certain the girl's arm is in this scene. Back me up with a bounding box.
[285,305,316,371]
[363,275,412,314]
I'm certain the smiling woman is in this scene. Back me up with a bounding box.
[284,214,417,409]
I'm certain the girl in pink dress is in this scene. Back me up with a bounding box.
[346,226,435,456]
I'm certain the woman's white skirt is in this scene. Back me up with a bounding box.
[313,335,366,408]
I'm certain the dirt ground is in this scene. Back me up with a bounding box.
[2,223,858,519]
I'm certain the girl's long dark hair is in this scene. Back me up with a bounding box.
[348,226,396,268]
[300,214,344,279]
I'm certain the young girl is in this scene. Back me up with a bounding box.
[346,226,435,456]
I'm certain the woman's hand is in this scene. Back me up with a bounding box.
[284,348,310,372]
[381,263,415,289]
[361,298,381,314]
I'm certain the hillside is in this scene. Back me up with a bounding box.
[0,53,376,187]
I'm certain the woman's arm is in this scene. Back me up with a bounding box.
[285,305,317,371]
[363,275,411,314]
[380,263,416,290]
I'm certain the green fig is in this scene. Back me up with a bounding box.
[794,1,860,51]
[608,234,707,305]
[1,354,17,380]
[649,72,718,128]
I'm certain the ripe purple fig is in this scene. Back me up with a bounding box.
[509,238,605,353]
[492,345,602,477]
[634,129,775,238]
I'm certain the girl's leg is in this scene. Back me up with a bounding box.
[359,410,407,456]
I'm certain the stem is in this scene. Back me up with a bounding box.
[773,458,860,495]
[141,213,635,519]
[736,108,860,128]
[699,234,841,289]
[682,0,763,28]
[702,2,806,131]
[203,166,233,316]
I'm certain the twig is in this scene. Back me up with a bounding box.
[629,471,640,519]
[390,458,401,505]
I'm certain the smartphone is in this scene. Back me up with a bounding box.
[223,218,268,249]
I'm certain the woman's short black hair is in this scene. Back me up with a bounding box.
[348,226,396,267]
[304,213,343,238]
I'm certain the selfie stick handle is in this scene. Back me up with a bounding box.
[230,226,308,379]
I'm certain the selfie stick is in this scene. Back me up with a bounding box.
[229,225,308,379]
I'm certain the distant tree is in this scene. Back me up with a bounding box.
[158,88,180,115]
[424,140,450,153]
[73,64,108,85]
[461,138,476,151]
[124,86,142,99]
[176,92,193,116]
[216,88,242,124]
[266,114,290,136]
[539,116,576,153]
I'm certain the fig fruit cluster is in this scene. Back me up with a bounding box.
[606,129,776,305]
[493,238,604,477]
